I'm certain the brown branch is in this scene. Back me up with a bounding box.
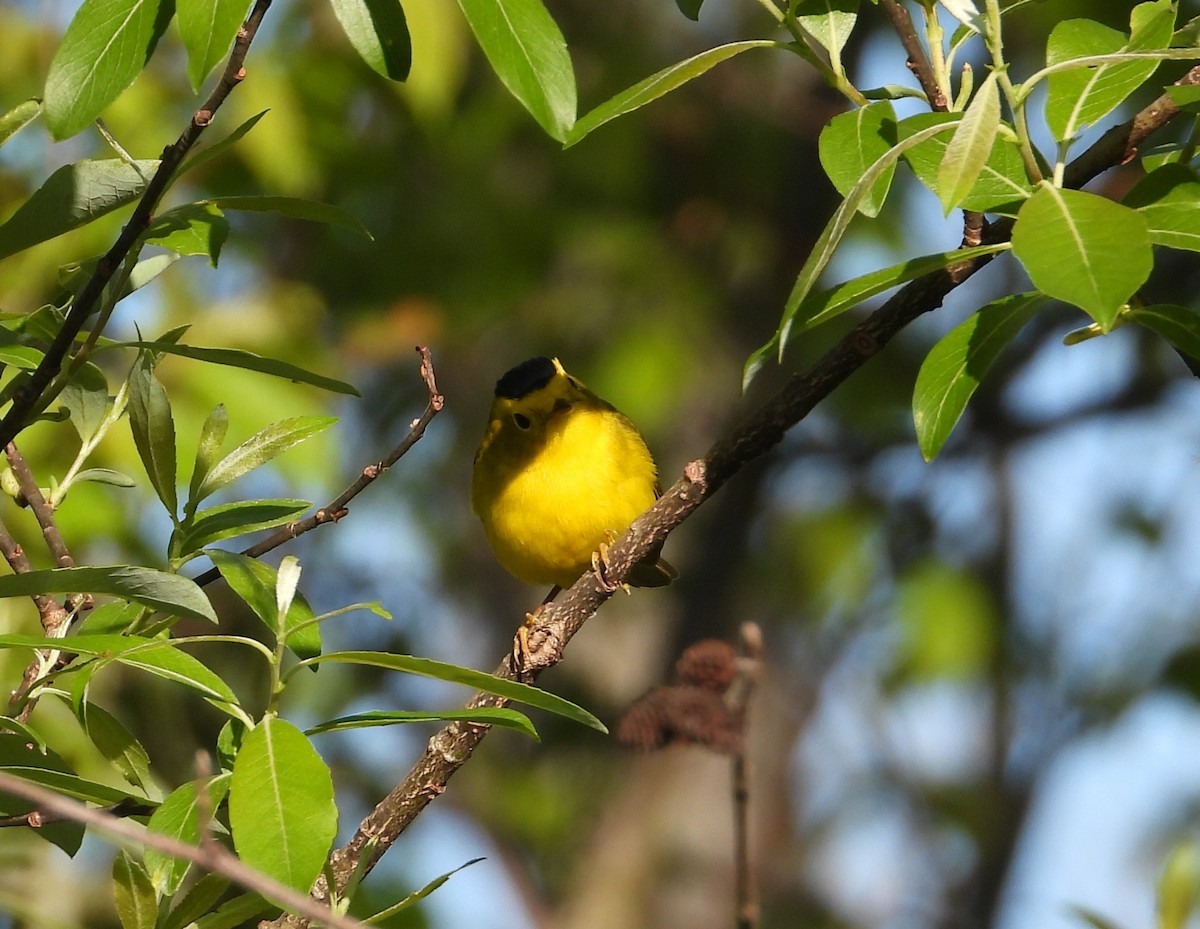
[266,64,1200,929]
[6,444,76,572]
[0,770,367,929]
[879,0,947,110]
[194,346,443,588]
[730,623,763,929]
[0,0,275,450]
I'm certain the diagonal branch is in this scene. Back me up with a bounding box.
[0,0,275,451]
[270,64,1200,929]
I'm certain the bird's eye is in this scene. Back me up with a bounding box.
[513,413,532,430]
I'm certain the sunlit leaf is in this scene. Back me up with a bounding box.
[818,100,897,217]
[113,850,156,929]
[195,416,337,504]
[145,203,229,266]
[306,708,539,739]
[209,195,373,240]
[329,0,412,80]
[936,70,1000,214]
[207,550,321,659]
[128,352,178,517]
[1122,164,1200,252]
[794,0,858,60]
[174,499,311,558]
[0,567,216,623]
[177,0,246,91]
[0,99,42,149]
[145,774,231,896]
[1126,304,1200,360]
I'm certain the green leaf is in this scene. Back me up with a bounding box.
[161,874,231,929]
[900,112,1033,215]
[674,0,704,20]
[124,253,183,296]
[1122,164,1200,252]
[0,736,85,854]
[189,893,272,929]
[0,345,44,370]
[790,242,1011,332]
[0,717,48,753]
[0,567,216,623]
[128,352,179,517]
[364,858,484,922]
[80,702,153,790]
[74,468,138,488]
[175,499,311,558]
[115,643,240,709]
[206,195,373,239]
[1044,1,1177,142]
[1126,304,1200,360]
[936,70,1001,215]
[745,117,960,386]
[60,364,111,444]
[43,0,175,139]
[112,850,157,929]
[306,708,539,739]
[0,159,160,261]
[1158,843,1200,929]
[329,0,412,81]
[187,405,229,516]
[208,550,321,660]
[75,599,145,635]
[1011,184,1152,330]
[228,717,336,895]
[177,0,246,91]
[181,110,269,176]
[195,416,337,504]
[1166,84,1200,110]
[0,99,42,149]
[896,560,997,680]
[913,292,1045,460]
[145,203,230,266]
[145,774,232,896]
[0,766,141,806]
[819,101,898,218]
[110,342,361,396]
[457,0,577,142]
[301,651,607,732]
[794,0,858,61]
[1067,906,1127,929]
[567,41,783,147]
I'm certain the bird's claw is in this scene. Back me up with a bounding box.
[592,543,630,595]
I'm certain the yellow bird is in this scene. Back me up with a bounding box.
[472,356,675,596]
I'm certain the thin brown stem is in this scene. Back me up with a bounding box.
[879,0,947,110]
[194,346,443,588]
[730,623,763,929]
[0,0,275,450]
[6,444,76,571]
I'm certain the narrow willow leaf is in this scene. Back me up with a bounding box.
[228,717,337,894]
[794,0,859,60]
[187,405,229,515]
[792,243,1011,332]
[275,556,302,626]
[189,893,272,929]
[43,0,175,139]
[567,41,783,147]
[207,195,373,239]
[177,0,246,91]
[181,110,269,176]
[115,643,241,711]
[0,160,160,261]
[113,850,156,929]
[0,766,142,806]
[0,718,47,753]
[1127,305,1200,360]
[175,498,311,557]
[0,346,43,370]
[818,100,897,217]
[124,253,182,295]
[145,203,229,266]
[80,702,153,790]
[329,0,412,81]
[301,651,607,732]
[0,99,42,149]
[0,736,85,855]
[457,0,577,142]
[111,342,360,396]
[1011,184,1152,330]
[745,118,959,387]
[196,416,337,504]
[145,774,232,896]
[1122,164,1200,252]
[1067,906,1128,929]
[128,352,178,517]
[365,858,485,921]
[161,874,231,929]
[936,70,1000,215]
[306,708,539,739]
[74,468,138,488]
[208,550,321,660]
[0,567,216,623]
[913,293,1045,460]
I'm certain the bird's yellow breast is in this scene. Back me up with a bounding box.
[472,402,658,589]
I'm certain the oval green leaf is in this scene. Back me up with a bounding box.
[329,0,412,81]
[818,100,897,218]
[177,0,246,91]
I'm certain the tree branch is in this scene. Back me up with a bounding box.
[878,0,947,110]
[194,346,443,588]
[269,61,1200,929]
[0,0,275,450]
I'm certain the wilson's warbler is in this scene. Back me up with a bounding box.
[472,356,675,595]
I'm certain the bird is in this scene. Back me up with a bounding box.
[472,356,676,603]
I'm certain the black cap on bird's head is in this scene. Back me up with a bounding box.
[495,356,561,400]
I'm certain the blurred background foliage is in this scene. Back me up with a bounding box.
[2,0,1200,927]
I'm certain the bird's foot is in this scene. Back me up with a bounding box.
[592,542,631,595]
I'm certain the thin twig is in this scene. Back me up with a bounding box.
[259,67,1200,929]
[0,770,366,929]
[879,0,947,109]
[0,0,275,450]
[6,444,76,570]
[194,346,443,588]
